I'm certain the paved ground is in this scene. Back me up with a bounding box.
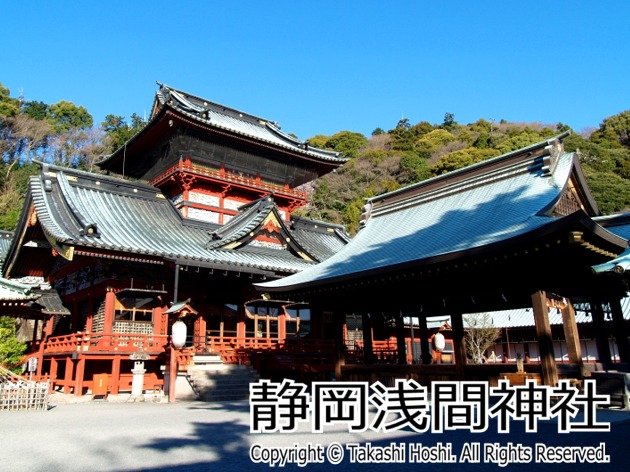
[2,394,630,472]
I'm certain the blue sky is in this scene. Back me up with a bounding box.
[2,1,629,140]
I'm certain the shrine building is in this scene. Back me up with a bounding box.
[1,86,629,400]
[258,133,630,387]
[0,83,349,399]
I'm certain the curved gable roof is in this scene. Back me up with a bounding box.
[259,134,624,292]
[99,83,347,173]
[5,164,324,278]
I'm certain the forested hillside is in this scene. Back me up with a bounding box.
[1,82,629,235]
[300,113,630,234]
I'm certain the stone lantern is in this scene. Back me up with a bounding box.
[129,346,151,402]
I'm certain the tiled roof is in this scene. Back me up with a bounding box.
[0,231,13,269]
[154,83,346,164]
[463,297,630,328]
[402,299,630,330]
[289,216,351,262]
[594,213,630,240]
[0,277,38,301]
[30,289,71,315]
[259,134,624,291]
[18,163,340,276]
[592,247,630,274]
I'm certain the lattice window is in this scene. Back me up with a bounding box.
[91,297,106,332]
[552,185,582,217]
[112,321,154,335]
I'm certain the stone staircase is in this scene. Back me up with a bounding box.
[187,354,260,402]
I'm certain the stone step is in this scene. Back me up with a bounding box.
[187,363,260,402]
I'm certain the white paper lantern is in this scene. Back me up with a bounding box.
[171,320,187,348]
[433,332,445,352]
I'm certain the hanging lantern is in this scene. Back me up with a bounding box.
[433,331,445,352]
[171,320,187,348]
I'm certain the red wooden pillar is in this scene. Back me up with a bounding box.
[196,316,207,350]
[153,306,165,335]
[532,291,558,386]
[85,296,94,332]
[237,304,246,346]
[74,358,86,396]
[111,356,121,395]
[103,288,116,335]
[63,357,74,394]
[168,346,177,403]
[278,311,287,342]
[49,358,58,392]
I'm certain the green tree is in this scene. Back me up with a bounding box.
[431,147,500,175]
[590,110,630,149]
[307,134,330,149]
[22,100,49,120]
[441,112,458,131]
[102,113,146,153]
[417,128,456,152]
[581,168,630,213]
[47,100,93,133]
[0,316,27,373]
[325,131,367,159]
[0,83,20,118]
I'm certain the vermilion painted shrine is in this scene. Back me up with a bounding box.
[1,83,629,401]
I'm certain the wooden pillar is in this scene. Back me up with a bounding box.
[278,310,287,342]
[419,315,432,364]
[561,300,585,378]
[333,312,345,380]
[531,290,558,386]
[74,357,85,396]
[111,357,121,395]
[395,312,407,365]
[197,315,207,349]
[71,300,79,332]
[236,304,246,346]
[451,313,467,381]
[610,297,630,365]
[37,315,55,377]
[85,297,93,332]
[590,301,611,365]
[49,358,58,393]
[31,319,39,343]
[362,313,374,364]
[103,288,116,335]
[310,305,322,340]
[63,357,74,394]
[153,306,164,335]
[168,346,177,402]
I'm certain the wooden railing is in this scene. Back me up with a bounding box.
[43,333,170,354]
[151,160,308,199]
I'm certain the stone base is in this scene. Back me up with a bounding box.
[127,394,145,403]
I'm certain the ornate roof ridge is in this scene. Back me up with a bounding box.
[206,198,275,249]
[368,132,569,207]
[154,82,347,163]
[155,82,275,125]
